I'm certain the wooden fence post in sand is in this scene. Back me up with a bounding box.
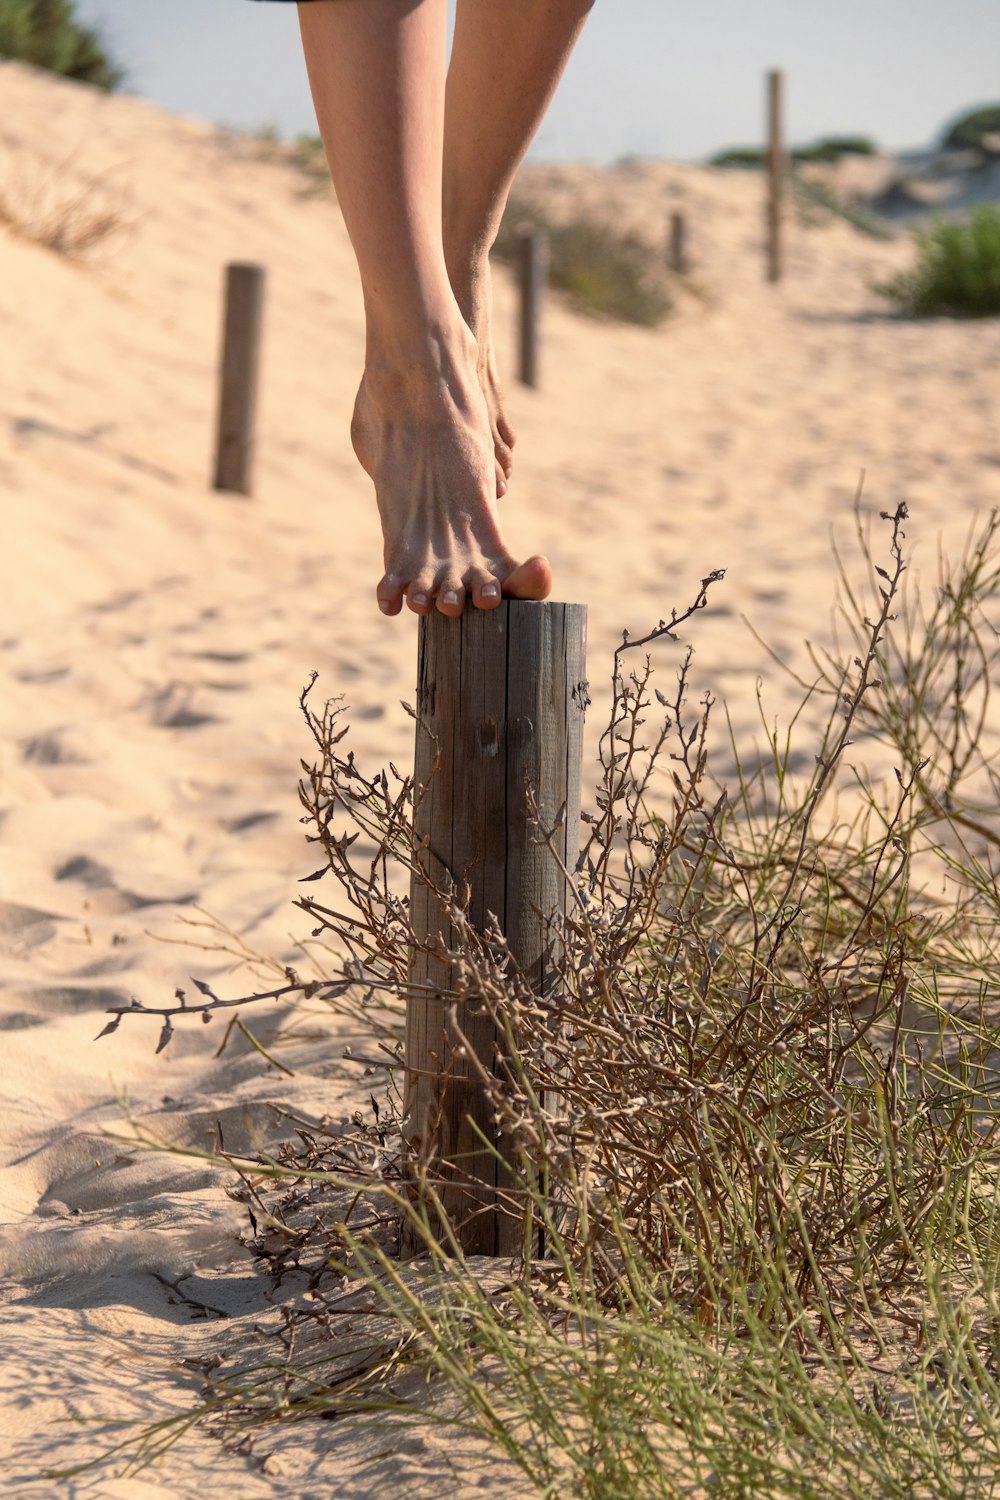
[668,210,688,275]
[405,600,587,1256]
[213,262,266,496]
[766,69,785,284]
[517,229,548,389]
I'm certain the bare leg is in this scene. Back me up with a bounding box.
[298,0,550,617]
[443,0,594,481]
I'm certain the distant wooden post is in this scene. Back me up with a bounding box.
[517,229,547,389]
[405,600,587,1256]
[766,69,785,284]
[213,262,266,496]
[668,210,688,275]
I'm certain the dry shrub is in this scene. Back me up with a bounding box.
[494,196,673,327]
[0,141,132,258]
[95,502,1000,1496]
[252,503,998,1317]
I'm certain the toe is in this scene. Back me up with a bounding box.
[497,413,516,464]
[496,440,514,481]
[495,462,508,499]
[501,555,552,602]
[492,427,514,484]
[436,581,466,618]
[377,575,405,616]
[469,570,502,611]
[406,572,436,616]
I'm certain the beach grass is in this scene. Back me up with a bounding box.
[493,198,674,327]
[0,147,131,258]
[75,503,1000,1496]
[877,206,1000,317]
[792,175,896,241]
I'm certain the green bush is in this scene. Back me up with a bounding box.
[708,146,767,169]
[941,104,1000,151]
[793,134,877,163]
[877,205,1000,317]
[0,0,123,90]
[709,136,877,170]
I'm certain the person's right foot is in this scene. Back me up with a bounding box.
[350,322,549,619]
[446,250,517,496]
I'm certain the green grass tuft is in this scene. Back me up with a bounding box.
[877,206,1000,317]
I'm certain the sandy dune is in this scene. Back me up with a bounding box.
[1,58,999,1494]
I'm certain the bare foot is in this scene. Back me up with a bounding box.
[350,323,549,619]
[446,250,517,496]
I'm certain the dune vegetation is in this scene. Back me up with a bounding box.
[82,503,1000,1499]
[0,0,123,90]
[878,206,1000,318]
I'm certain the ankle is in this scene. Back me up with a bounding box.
[363,318,481,410]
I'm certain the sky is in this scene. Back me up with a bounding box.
[74,0,1000,164]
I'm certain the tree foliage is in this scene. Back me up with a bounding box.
[941,104,1000,152]
[0,0,124,91]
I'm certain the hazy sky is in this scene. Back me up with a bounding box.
[75,0,1000,163]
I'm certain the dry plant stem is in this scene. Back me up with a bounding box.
[761,498,909,935]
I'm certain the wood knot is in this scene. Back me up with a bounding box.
[476,718,499,756]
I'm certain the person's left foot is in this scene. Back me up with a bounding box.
[349,318,550,620]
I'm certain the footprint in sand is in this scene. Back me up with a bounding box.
[23,984,132,1018]
[185,649,251,665]
[0,1012,47,1031]
[13,664,70,685]
[21,729,88,766]
[56,856,196,913]
[0,899,62,949]
[55,854,116,887]
[225,811,279,833]
[147,684,218,731]
[88,588,143,614]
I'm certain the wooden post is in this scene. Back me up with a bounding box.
[668,210,688,275]
[213,262,266,496]
[517,229,547,389]
[406,600,587,1256]
[765,69,785,284]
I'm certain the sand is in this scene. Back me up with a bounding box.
[1,58,999,1495]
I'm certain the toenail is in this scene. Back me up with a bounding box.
[442,589,460,607]
[411,592,428,607]
[481,582,499,599]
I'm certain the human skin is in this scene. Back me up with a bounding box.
[297,0,593,618]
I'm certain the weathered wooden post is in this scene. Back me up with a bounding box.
[213,262,266,496]
[517,229,547,389]
[765,69,785,284]
[668,210,688,275]
[406,600,587,1256]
